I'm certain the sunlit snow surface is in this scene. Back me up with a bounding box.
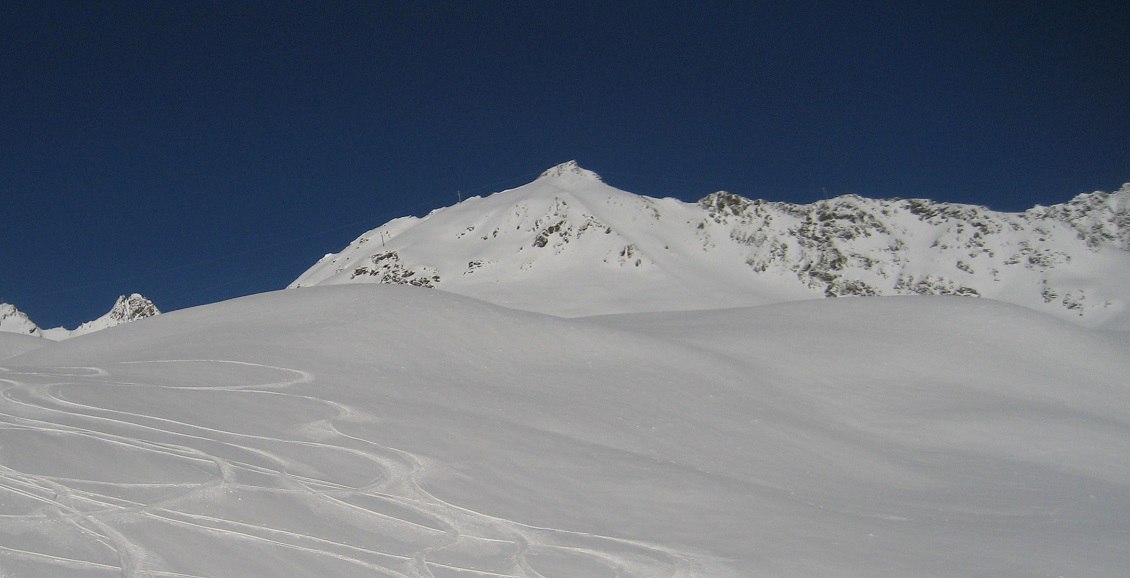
[2,285,1128,576]
[292,165,1130,328]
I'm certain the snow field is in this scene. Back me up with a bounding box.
[1,284,1128,576]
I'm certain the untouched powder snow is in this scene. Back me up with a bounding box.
[2,284,1128,576]
[0,332,46,360]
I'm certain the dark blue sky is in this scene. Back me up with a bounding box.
[3,1,1128,329]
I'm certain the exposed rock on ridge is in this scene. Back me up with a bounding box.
[292,164,1129,326]
[1,294,161,340]
[0,303,43,336]
[105,293,161,324]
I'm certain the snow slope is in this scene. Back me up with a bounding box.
[3,284,1128,576]
[293,162,1130,327]
[0,332,46,361]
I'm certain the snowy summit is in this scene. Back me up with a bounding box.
[0,293,160,341]
[0,163,1128,577]
[537,159,603,180]
[293,162,1130,327]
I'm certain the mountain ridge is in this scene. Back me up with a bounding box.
[293,162,1130,327]
[0,293,160,340]
[0,302,42,336]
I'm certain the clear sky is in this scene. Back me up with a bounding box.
[3,1,1128,329]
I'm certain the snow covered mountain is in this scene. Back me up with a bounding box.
[0,302,42,336]
[4,165,1128,574]
[0,293,160,341]
[292,161,1130,327]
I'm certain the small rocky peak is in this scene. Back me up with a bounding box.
[539,160,602,181]
[108,293,161,323]
[0,303,42,336]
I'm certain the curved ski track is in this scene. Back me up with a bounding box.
[0,361,699,577]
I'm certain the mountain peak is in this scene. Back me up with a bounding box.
[107,293,161,324]
[52,293,160,339]
[292,173,1130,327]
[538,160,602,181]
[0,302,42,336]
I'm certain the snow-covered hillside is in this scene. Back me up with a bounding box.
[3,165,1128,575]
[293,162,1130,326]
[2,285,1128,576]
[0,294,160,341]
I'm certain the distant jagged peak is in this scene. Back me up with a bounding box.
[40,293,162,340]
[538,160,602,181]
[107,293,161,324]
[0,302,42,337]
[1,294,159,340]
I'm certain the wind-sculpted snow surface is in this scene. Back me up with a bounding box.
[2,285,1129,576]
[293,162,1130,327]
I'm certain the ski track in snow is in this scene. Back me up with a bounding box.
[0,360,698,577]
